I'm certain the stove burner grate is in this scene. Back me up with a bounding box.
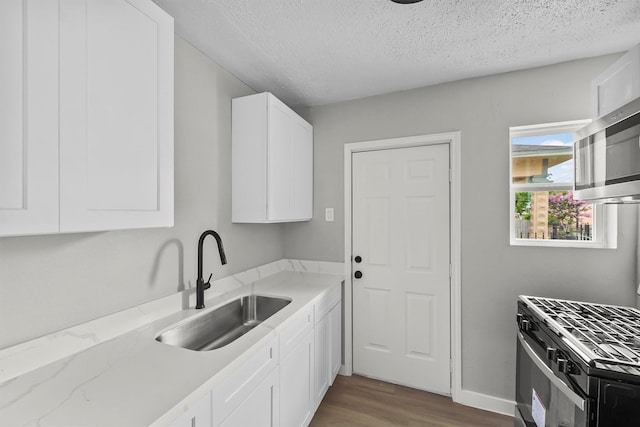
[522,296,640,371]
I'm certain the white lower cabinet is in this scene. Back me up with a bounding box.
[168,289,342,427]
[170,392,212,427]
[211,337,279,426]
[278,304,315,427]
[219,367,280,427]
[312,291,342,412]
[280,329,314,427]
[313,315,330,410]
[329,304,342,382]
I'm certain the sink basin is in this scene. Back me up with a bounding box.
[156,295,291,351]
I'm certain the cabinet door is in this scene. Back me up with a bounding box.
[329,304,342,383]
[290,118,313,221]
[211,337,279,426]
[170,392,212,427]
[59,0,173,232]
[592,45,640,118]
[267,96,293,221]
[280,329,314,427]
[313,314,330,412]
[231,93,269,223]
[0,0,59,236]
[219,367,280,427]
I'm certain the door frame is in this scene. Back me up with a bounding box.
[343,131,462,401]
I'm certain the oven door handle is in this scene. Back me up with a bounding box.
[518,332,585,411]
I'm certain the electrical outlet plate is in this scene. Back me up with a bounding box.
[325,208,334,222]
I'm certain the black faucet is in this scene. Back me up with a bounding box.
[196,230,227,309]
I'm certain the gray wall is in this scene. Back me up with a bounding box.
[1,35,637,404]
[284,55,639,400]
[0,37,284,350]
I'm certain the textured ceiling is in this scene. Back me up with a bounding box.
[153,0,640,107]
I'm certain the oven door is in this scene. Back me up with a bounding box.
[516,332,590,427]
[597,380,640,426]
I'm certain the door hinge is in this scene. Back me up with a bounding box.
[449,169,452,183]
[449,264,452,278]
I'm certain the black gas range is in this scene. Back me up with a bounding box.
[515,295,640,427]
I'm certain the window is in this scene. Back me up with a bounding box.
[509,120,616,248]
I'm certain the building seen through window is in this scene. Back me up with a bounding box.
[511,136,593,241]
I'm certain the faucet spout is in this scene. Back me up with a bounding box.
[196,230,227,309]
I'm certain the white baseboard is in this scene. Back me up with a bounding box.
[338,364,352,376]
[455,389,515,417]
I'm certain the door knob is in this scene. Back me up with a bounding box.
[354,271,363,279]
[354,256,362,263]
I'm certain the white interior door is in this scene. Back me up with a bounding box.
[352,143,451,394]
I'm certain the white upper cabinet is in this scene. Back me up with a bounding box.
[59,0,173,232]
[592,44,640,118]
[0,0,59,236]
[0,0,173,237]
[232,92,313,223]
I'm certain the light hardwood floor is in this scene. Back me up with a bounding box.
[310,375,514,427]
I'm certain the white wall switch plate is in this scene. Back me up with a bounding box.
[325,208,334,222]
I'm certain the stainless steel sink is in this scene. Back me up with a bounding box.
[156,295,291,351]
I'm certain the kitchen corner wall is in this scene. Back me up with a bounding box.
[0,37,284,350]
[284,54,639,401]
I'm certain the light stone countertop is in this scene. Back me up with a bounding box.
[0,267,343,427]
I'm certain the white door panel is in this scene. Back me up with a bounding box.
[352,143,450,394]
[290,119,313,220]
[267,98,291,221]
[0,0,24,210]
[0,0,59,236]
[220,368,279,427]
[84,0,159,211]
[329,304,342,381]
[280,329,314,427]
[59,0,173,232]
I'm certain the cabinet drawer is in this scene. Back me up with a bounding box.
[279,305,313,357]
[211,336,279,426]
[314,286,341,323]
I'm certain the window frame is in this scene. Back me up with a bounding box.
[509,120,617,248]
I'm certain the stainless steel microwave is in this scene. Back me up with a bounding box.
[574,96,640,203]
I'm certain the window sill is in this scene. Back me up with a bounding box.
[510,205,617,249]
[510,238,616,249]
